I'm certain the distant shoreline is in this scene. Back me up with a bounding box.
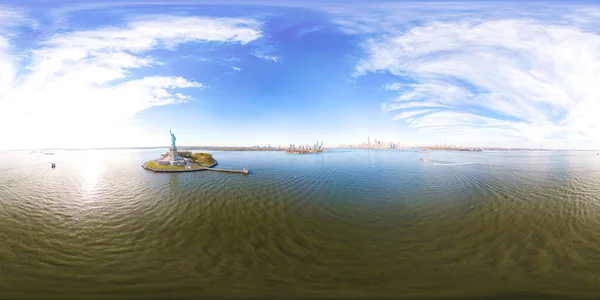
[3,146,599,152]
[335,147,599,152]
[285,149,324,154]
[182,147,284,152]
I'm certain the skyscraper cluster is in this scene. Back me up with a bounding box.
[338,137,405,149]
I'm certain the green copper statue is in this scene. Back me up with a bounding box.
[170,130,176,148]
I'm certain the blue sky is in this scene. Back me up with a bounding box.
[1,0,600,149]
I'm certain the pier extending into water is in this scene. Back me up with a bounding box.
[205,167,250,174]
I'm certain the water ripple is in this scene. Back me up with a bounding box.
[2,150,600,298]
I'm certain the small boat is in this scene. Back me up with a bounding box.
[51,163,56,168]
[419,156,426,161]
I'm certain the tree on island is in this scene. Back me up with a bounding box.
[163,151,216,166]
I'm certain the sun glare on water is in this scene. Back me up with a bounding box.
[78,150,106,197]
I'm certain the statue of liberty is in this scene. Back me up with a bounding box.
[169,130,176,148]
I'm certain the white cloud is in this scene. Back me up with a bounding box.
[0,37,14,98]
[323,2,600,36]
[382,100,450,112]
[384,81,473,105]
[358,19,600,149]
[0,7,29,99]
[254,53,279,62]
[392,109,441,120]
[0,7,30,29]
[0,15,261,149]
[232,66,241,71]
[47,15,261,51]
[296,25,324,36]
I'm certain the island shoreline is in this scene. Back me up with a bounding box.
[142,161,249,175]
[142,161,218,173]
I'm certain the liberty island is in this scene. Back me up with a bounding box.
[142,130,249,174]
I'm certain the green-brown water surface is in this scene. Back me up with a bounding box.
[1,149,600,299]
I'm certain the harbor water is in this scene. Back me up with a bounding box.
[1,149,600,298]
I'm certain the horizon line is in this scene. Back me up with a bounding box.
[2,145,599,152]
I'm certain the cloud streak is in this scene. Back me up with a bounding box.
[0,14,262,149]
[254,53,279,62]
[357,16,600,148]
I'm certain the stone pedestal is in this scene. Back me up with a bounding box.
[169,147,179,160]
[157,147,187,166]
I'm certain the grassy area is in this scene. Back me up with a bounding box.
[162,151,217,166]
[146,161,188,171]
[192,153,216,166]
[145,160,216,171]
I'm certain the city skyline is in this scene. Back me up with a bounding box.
[9,136,597,151]
[2,1,600,150]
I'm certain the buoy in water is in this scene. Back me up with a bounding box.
[51,163,56,168]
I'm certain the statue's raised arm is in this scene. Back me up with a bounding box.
[170,130,176,148]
